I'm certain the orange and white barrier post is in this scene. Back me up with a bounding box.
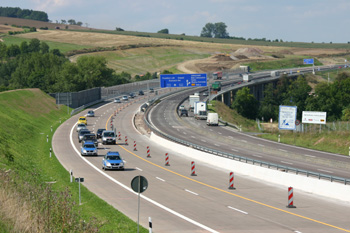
[165,153,170,166]
[191,161,196,176]
[228,172,236,190]
[134,141,137,151]
[147,146,151,158]
[287,187,296,208]
[118,132,121,140]
[125,136,128,145]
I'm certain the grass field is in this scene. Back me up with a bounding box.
[0,89,147,232]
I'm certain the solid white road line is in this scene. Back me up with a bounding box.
[227,206,248,215]
[317,169,334,174]
[252,154,262,158]
[201,139,207,143]
[241,140,247,143]
[215,144,220,147]
[185,189,199,196]
[136,167,143,171]
[304,154,316,158]
[231,149,239,152]
[281,161,293,165]
[258,144,265,147]
[279,149,287,152]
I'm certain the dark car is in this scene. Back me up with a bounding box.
[138,90,144,95]
[78,129,91,142]
[180,109,188,117]
[129,93,135,98]
[81,133,98,147]
[149,88,154,93]
[96,128,105,139]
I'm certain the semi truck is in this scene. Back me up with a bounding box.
[211,81,222,92]
[189,95,200,111]
[243,74,252,82]
[194,101,207,120]
[271,70,280,77]
[213,71,223,80]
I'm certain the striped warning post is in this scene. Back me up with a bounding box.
[118,132,121,140]
[165,153,170,166]
[125,136,128,145]
[149,217,152,233]
[228,172,236,189]
[133,141,137,151]
[147,146,151,158]
[191,161,197,176]
[287,187,296,208]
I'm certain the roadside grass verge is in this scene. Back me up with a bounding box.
[2,35,92,53]
[0,89,147,232]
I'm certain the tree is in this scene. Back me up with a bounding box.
[28,38,41,53]
[40,42,49,54]
[214,22,229,38]
[157,28,169,34]
[115,27,124,31]
[200,22,229,38]
[68,19,76,25]
[231,87,259,119]
[200,23,215,38]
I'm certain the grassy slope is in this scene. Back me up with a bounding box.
[0,89,146,232]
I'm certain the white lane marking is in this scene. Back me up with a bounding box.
[252,154,262,158]
[185,189,199,196]
[201,139,207,143]
[281,161,293,165]
[209,129,213,131]
[231,149,239,152]
[227,206,248,215]
[241,140,247,143]
[258,144,265,147]
[156,177,165,182]
[69,120,219,233]
[228,136,234,139]
[304,154,316,158]
[215,144,220,147]
[191,136,196,138]
[183,132,187,135]
[318,169,334,174]
[294,231,303,233]
[279,149,287,152]
[136,167,143,171]
[218,132,222,135]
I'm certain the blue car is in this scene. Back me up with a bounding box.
[81,141,98,156]
[102,151,125,170]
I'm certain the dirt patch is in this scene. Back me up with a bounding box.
[313,137,325,146]
[234,47,263,57]
[134,112,151,135]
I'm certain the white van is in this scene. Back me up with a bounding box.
[207,113,219,126]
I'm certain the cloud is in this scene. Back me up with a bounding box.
[32,0,82,13]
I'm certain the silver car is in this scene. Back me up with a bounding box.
[87,110,95,117]
[76,123,87,132]
[122,95,128,101]
[114,98,121,103]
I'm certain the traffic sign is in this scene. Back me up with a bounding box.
[295,120,300,126]
[131,175,148,193]
[160,73,207,88]
[75,177,84,182]
[278,105,297,130]
[303,58,314,65]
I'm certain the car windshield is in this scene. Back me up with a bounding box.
[88,111,93,113]
[84,135,95,140]
[97,129,104,133]
[104,132,115,137]
[84,144,95,148]
[78,124,85,127]
[80,130,90,135]
[107,155,121,160]
[79,117,85,120]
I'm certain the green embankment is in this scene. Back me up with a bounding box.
[0,89,146,232]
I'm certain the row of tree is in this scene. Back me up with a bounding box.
[232,74,350,122]
[0,39,130,93]
[0,7,48,22]
[56,19,83,26]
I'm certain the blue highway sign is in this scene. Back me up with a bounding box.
[303,58,314,65]
[160,73,207,88]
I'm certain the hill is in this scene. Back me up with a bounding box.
[0,89,146,232]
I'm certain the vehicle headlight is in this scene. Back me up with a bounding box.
[106,162,111,166]
[83,149,87,153]
[120,162,124,166]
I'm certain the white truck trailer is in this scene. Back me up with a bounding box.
[194,101,207,120]
[243,74,252,82]
[206,113,219,126]
[189,95,200,111]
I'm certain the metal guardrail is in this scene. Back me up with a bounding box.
[144,84,350,185]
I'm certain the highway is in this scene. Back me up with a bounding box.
[53,87,350,232]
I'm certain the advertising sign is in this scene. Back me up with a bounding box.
[278,105,297,130]
[160,73,207,88]
[302,111,327,124]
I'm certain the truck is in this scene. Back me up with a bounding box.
[189,95,200,111]
[194,101,207,120]
[213,71,223,80]
[207,113,219,126]
[211,81,222,92]
[271,70,280,77]
[243,74,252,82]
[239,65,251,72]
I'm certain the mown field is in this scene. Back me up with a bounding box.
[0,89,147,232]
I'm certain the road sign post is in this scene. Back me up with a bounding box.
[131,175,148,233]
[75,177,84,205]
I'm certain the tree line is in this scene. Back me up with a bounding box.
[0,7,48,22]
[0,39,131,93]
[232,73,350,122]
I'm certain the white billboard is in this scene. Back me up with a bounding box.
[278,105,297,130]
[302,111,327,124]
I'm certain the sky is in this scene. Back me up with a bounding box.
[2,0,350,43]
